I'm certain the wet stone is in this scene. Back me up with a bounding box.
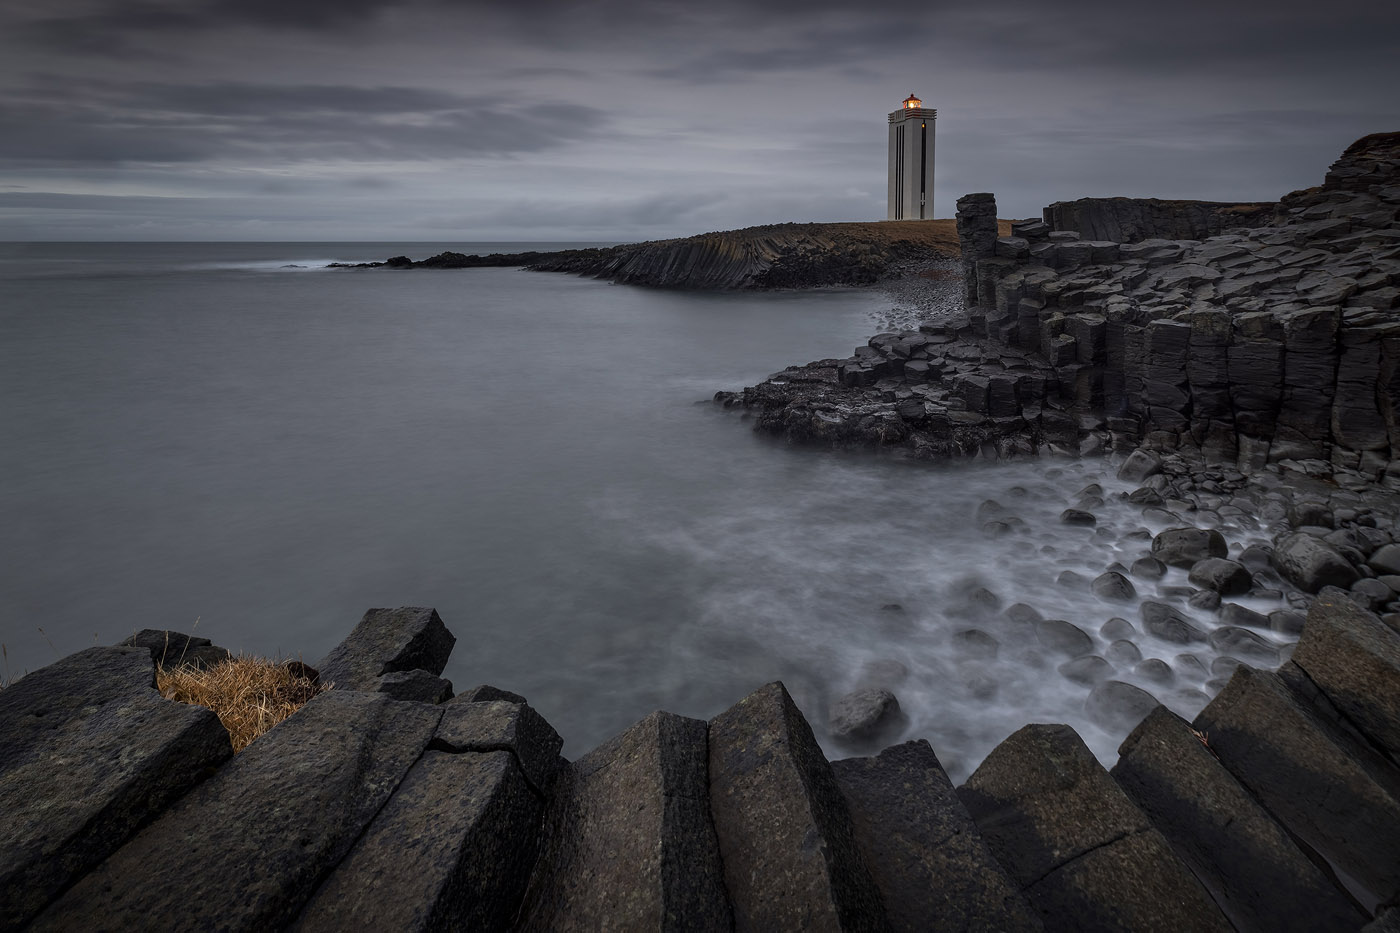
[1060,509,1097,526]
[952,629,1000,660]
[1135,659,1176,685]
[829,688,904,744]
[1106,639,1143,667]
[1101,617,1135,640]
[1152,527,1229,568]
[1086,680,1161,732]
[1035,620,1094,657]
[1130,557,1167,580]
[1059,655,1114,686]
[1188,558,1253,595]
[1091,571,1136,601]
[1141,601,1208,644]
[1219,603,1270,630]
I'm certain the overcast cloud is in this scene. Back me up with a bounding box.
[1,0,1397,240]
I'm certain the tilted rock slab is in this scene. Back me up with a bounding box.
[316,605,456,693]
[1113,705,1365,931]
[832,740,1041,932]
[957,723,1229,933]
[1290,592,1400,762]
[1193,664,1400,905]
[518,710,731,931]
[295,748,541,933]
[708,681,889,931]
[32,690,442,932]
[0,646,232,930]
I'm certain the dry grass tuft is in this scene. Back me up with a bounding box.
[158,656,327,752]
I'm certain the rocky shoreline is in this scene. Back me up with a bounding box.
[328,219,973,290]
[3,597,1399,930]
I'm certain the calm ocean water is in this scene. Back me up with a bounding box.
[0,242,1286,778]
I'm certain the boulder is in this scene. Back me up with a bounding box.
[1151,527,1228,568]
[317,606,456,692]
[1187,558,1254,595]
[1370,543,1400,576]
[958,724,1229,932]
[1130,557,1167,580]
[708,682,887,931]
[297,749,541,932]
[435,699,565,794]
[1059,509,1096,526]
[1140,601,1208,644]
[829,688,904,744]
[1271,533,1361,593]
[0,646,233,930]
[1091,571,1136,601]
[1118,448,1164,483]
[1113,707,1366,932]
[1059,655,1114,686]
[1035,620,1094,657]
[833,741,1040,932]
[1086,680,1160,732]
[33,691,443,931]
[518,711,731,931]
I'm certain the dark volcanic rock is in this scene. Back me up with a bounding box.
[1035,619,1094,657]
[1151,527,1229,568]
[519,711,731,931]
[708,682,887,931]
[0,646,232,930]
[1113,706,1366,932]
[1140,600,1208,644]
[376,669,454,703]
[1290,592,1400,760]
[434,698,564,794]
[117,628,231,669]
[317,606,456,692]
[829,688,904,744]
[833,741,1041,933]
[33,691,442,932]
[958,723,1229,932]
[1091,570,1136,601]
[1085,679,1160,732]
[297,749,541,933]
[1272,533,1361,593]
[1193,665,1400,903]
[1187,557,1253,595]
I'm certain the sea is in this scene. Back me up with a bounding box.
[0,241,1291,780]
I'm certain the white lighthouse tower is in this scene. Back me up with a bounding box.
[887,93,936,220]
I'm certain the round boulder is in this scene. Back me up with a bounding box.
[1187,558,1253,595]
[1035,619,1094,657]
[1092,571,1137,602]
[1271,532,1360,593]
[829,688,903,743]
[1151,527,1229,568]
[1086,680,1159,732]
[1130,557,1167,580]
[1060,509,1097,527]
[1059,655,1114,686]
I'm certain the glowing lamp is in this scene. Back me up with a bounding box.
[903,93,922,109]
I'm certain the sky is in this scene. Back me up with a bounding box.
[0,0,1397,241]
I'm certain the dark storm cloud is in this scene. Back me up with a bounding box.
[0,78,607,166]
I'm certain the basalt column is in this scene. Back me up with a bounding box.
[956,193,999,306]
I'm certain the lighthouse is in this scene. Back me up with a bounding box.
[887,93,936,220]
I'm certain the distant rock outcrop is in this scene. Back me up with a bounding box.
[335,220,967,290]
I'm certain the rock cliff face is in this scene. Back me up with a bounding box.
[1041,197,1274,243]
[337,220,969,290]
[718,133,1400,480]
